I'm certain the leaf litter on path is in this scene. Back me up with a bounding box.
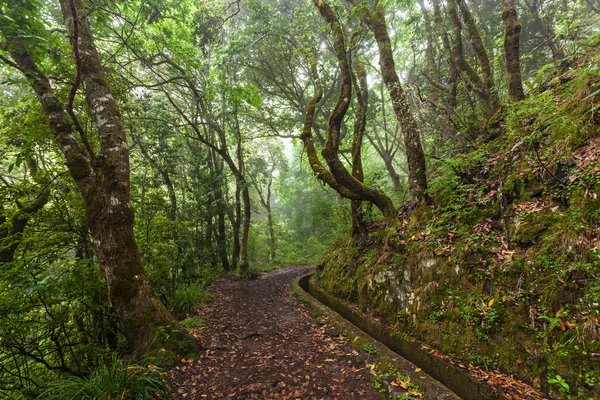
[169,265,380,399]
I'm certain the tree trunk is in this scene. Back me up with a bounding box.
[299,54,364,201]
[417,0,443,103]
[230,186,241,269]
[265,178,276,261]
[2,1,198,359]
[432,0,458,110]
[239,185,251,271]
[350,56,368,238]
[502,0,526,102]
[216,187,230,271]
[447,0,493,114]
[312,0,398,224]
[233,111,250,272]
[456,0,499,110]
[358,1,429,206]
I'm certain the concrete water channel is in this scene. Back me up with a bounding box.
[293,272,503,400]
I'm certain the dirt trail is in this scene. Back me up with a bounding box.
[169,265,381,399]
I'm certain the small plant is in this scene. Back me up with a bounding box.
[362,343,377,356]
[548,374,570,397]
[169,283,212,318]
[239,266,261,280]
[40,353,168,399]
[368,363,423,399]
[311,308,324,318]
[179,316,207,329]
[296,295,309,306]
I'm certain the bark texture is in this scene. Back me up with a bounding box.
[448,0,494,114]
[502,0,526,102]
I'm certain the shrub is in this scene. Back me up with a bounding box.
[169,283,213,318]
[40,354,168,400]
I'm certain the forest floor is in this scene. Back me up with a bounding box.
[169,265,382,399]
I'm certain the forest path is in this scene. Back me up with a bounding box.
[169,265,381,399]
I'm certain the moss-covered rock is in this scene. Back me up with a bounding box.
[511,210,552,245]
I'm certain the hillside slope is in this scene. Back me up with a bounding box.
[315,50,600,399]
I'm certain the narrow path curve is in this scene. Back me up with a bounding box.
[169,265,382,399]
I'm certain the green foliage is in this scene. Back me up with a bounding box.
[179,316,207,329]
[238,265,262,280]
[168,283,213,318]
[548,374,570,397]
[362,343,377,356]
[368,362,422,399]
[39,354,168,400]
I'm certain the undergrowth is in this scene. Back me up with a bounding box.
[39,354,168,400]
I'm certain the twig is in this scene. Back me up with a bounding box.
[34,171,69,199]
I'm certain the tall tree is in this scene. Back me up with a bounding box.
[346,0,429,206]
[0,0,197,358]
[303,1,397,225]
[502,0,526,102]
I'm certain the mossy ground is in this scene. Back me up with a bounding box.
[315,50,600,399]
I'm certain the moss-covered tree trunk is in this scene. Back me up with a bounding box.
[350,56,368,238]
[265,180,276,261]
[417,0,444,104]
[311,0,397,225]
[502,0,526,102]
[447,0,495,115]
[239,185,251,271]
[2,0,198,359]
[234,111,250,273]
[357,1,429,206]
[432,0,458,110]
[299,54,364,201]
[206,149,231,271]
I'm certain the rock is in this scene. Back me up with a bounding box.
[512,211,551,245]
[529,187,544,198]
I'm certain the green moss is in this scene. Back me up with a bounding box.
[512,211,553,245]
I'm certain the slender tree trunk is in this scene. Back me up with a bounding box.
[0,157,50,263]
[233,111,250,272]
[217,206,230,271]
[239,185,250,271]
[208,149,230,271]
[448,0,493,114]
[417,0,443,103]
[230,186,241,269]
[299,54,363,201]
[456,0,499,110]
[265,178,276,261]
[502,0,526,102]
[432,0,458,110]
[350,56,368,238]
[357,0,429,206]
[2,1,198,358]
